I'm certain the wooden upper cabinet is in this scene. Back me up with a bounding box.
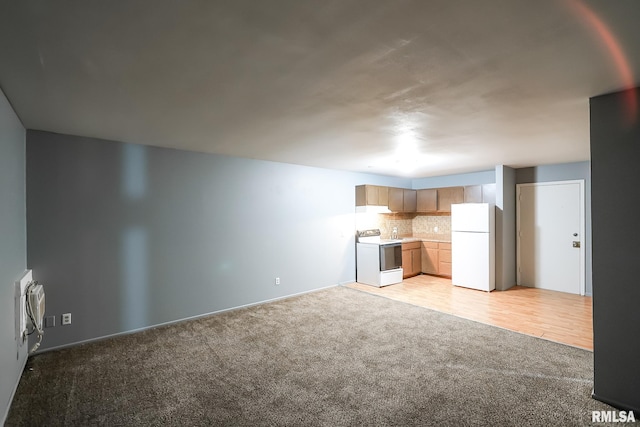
[417,189,437,212]
[437,187,464,212]
[482,183,496,205]
[463,184,496,204]
[388,188,416,212]
[403,189,417,212]
[355,185,368,206]
[464,185,482,203]
[388,187,404,212]
[355,185,389,206]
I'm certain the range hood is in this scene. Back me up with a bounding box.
[355,205,392,214]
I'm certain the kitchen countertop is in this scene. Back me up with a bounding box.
[398,236,451,244]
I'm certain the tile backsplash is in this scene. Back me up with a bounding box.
[379,216,413,238]
[356,212,451,241]
[412,215,451,240]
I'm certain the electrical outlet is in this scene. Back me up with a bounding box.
[44,316,55,328]
[62,313,72,325]
[275,277,280,285]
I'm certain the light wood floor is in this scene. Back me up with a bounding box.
[347,274,593,351]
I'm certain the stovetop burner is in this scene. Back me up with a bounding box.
[356,229,401,245]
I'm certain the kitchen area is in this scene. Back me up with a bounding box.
[354,184,496,291]
[350,182,593,350]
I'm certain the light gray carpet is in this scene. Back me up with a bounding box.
[7,286,620,426]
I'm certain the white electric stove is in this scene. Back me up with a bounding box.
[356,229,403,287]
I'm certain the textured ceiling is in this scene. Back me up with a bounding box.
[1,0,639,177]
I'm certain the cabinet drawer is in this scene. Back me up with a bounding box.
[421,241,438,249]
[438,242,451,250]
[402,241,421,250]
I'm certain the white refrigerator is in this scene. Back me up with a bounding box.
[451,203,495,292]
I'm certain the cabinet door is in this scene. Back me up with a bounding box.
[437,187,464,212]
[355,185,367,206]
[403,189,417,212]
[439,260,452,277]
[421,242,439,274]
[402,249,412,279]
[365,185,379,205]
[378,186,389,207]
[482,183,496,205]
[355,185,389,206]
[402,242,421,278]
[464,185,482,203]
[417,189,437,212]
[411,248,422,276]
[388,187,404,212]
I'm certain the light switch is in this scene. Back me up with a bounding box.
[44,316,55,328]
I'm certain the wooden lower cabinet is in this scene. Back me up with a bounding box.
[421,241,439,275]
[438,243,452,277]
[421,241,451,277]
[402,241,422,278]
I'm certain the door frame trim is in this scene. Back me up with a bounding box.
[516,180,585,296]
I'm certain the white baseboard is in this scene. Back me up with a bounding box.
[36,284,340,354]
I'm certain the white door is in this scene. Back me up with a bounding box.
[517,181,585,295]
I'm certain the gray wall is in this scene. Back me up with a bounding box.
[411,169,495,189]
[0,88,27,423]
[495,165,516,291]
[516,161,592,295]
[590,88,640,412]
[26,130,410,351]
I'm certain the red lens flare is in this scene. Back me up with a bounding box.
[567,0,637,124]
